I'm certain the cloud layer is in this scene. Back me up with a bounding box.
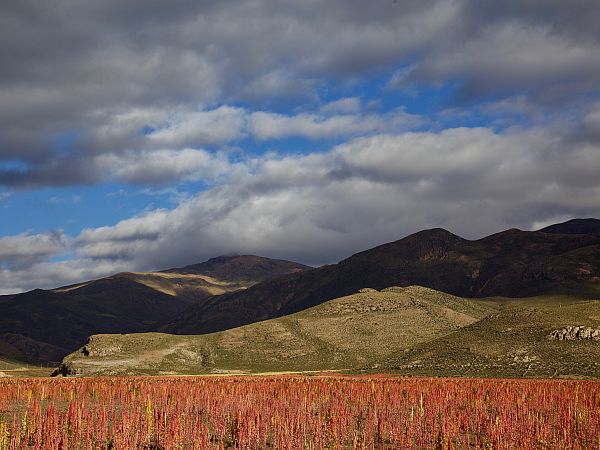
[2,0,600,187]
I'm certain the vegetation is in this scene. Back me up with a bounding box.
[382,295,600,379]
[56,288,600,380]
[0,376,598,449]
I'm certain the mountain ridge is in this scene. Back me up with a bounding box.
[162,220,600,335]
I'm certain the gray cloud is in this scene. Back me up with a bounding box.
[410,19,600,101]
[0,231,67,270]
[249,108,424,141]
[0,105,427,187]
[0,258,132,295]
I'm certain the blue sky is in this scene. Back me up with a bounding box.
[1,0,600,293]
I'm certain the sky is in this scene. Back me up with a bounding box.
[1,0,600,293]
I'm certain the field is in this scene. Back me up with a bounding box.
[0,376,598,449]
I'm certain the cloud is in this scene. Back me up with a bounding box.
[583,103,600,139]
[0,105,425,187]
[0,191,10,204]
[2,1,600,189]
[2,1,600,292]
[0,231,67,269]
[249,109,424,140]
[93,148,233,185]
[145,106,247,148]
[0,258,131,295]
[76,209,173,260]
[2,121,600,292]
[320,97,362,114]
[75,125,600,268]
[411,19,600,101]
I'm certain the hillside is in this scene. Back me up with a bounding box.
[162,219,600,335]
[0,255,308,364]
[55,286,496,376]
[380,295,600,379]
[539,218,600,235]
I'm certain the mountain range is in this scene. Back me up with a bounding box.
[2,218,600,376]
[0,255,308,364]
[161,218,600,335]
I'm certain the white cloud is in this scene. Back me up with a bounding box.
[146,106,247,148]
[2,121,600,293]
[76,209,173,260]
[249,109,423,140]
[0,231,67,268]
[0,258,131,295]
[320,97,361,114]
[93,148,233,184]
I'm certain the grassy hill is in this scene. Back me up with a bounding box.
[56,286,495,376]
[56,288,600,379]
[380,295,600,379]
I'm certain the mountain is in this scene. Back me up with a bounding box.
[539,218,600,235]
[162,219,600,335]
[163,254,308,282]
[55,286,496,376]
[0,255,309,364]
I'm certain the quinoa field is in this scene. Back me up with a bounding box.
[0,376,598,449]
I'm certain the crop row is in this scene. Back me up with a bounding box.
[0,375,598,449]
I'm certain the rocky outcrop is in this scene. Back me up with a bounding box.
[547,326,600,341]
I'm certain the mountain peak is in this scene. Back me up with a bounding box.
[539,218,600,235]
[164,255,310,282]
[408,227,463,240]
